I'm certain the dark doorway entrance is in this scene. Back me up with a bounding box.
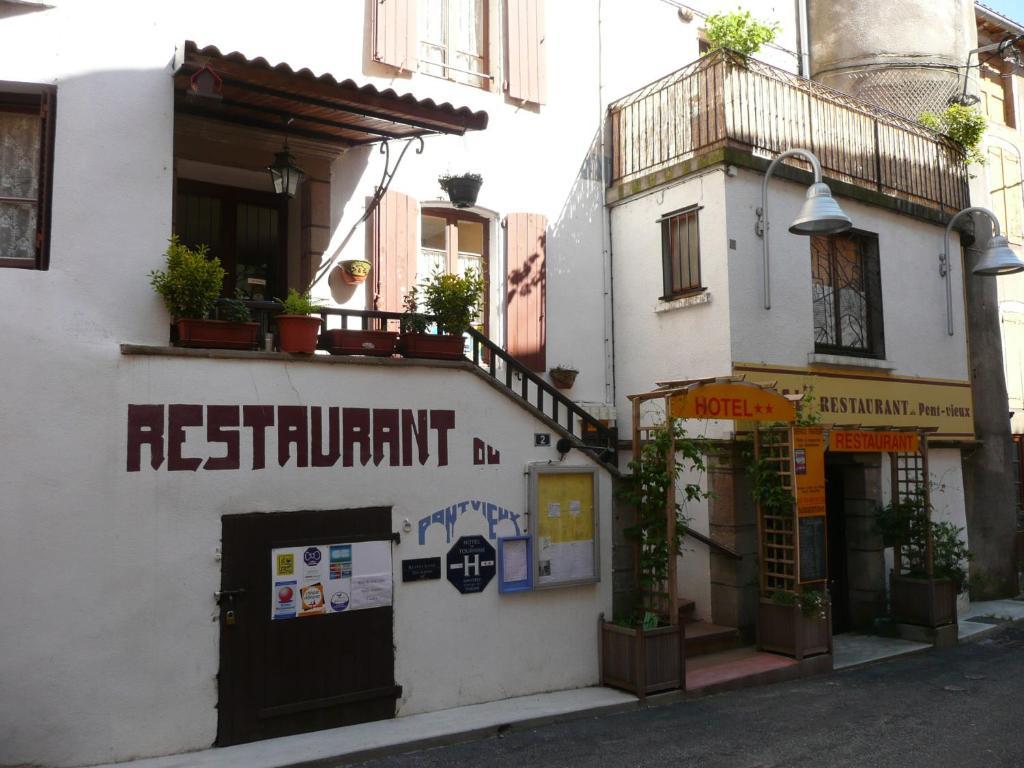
[825,465,851,634]
[175,180,287,302]
[217,508,400,747]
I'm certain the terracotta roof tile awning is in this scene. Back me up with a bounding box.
[172,41,489,148]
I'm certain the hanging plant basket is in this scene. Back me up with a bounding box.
[439,173,483,209]
[550,366,579,389]
[339,259,372,285]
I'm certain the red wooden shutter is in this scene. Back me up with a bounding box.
[506,0,546,105]
[370,191,419,313]
[373,0,418,72]
[505,213,546,371]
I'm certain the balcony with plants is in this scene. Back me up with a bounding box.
[607,48,971,218]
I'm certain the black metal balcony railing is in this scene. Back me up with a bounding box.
[608,49,970,213]
[219,300,618,463]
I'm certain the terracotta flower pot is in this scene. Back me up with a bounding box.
[175,319,260,350]
[339,260,371,285]
[398,332,465,360]
[322,328,398,357]
[276,315,322,354]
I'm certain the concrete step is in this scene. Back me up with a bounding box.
[677,598,696,623]
[684,620,742,658]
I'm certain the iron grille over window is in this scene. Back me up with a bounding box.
[0,83,55,270]
[660,206,701,299]
[811,230,884,358]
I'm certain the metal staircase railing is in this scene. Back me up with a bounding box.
[224,301,620,466]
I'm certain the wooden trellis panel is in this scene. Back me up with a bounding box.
[755,428,797,595]
[890,435,933,578]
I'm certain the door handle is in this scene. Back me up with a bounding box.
[215,588,247,602]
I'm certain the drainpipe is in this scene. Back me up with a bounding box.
[598,0,616,409]
[796,0,810,77]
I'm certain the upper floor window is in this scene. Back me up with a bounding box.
[660,206,702,299]
[811,230,884,358]
[0,83,55,269]
[420,0,489,88]
[980,65,1014,128]
[420,208,489,329]
[988,145,1023,244]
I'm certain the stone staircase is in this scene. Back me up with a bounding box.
[679,598,742,658]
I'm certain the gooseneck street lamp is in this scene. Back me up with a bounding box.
[939,206,1024,336]
[756,148,853,310]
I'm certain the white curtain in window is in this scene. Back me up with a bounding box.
[0,112,40,260]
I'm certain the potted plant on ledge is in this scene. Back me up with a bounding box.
[399,269,484,360]
[600,419,708,697]
[275,289,324,354]
[149,237,259,350]
[438,172,483,209]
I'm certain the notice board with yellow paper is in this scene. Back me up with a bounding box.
[530,466,599,588]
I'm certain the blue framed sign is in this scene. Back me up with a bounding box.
[498,535,533,593]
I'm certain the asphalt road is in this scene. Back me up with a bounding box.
[352,623,1024,768]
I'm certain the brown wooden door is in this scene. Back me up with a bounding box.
[217,508,399,747]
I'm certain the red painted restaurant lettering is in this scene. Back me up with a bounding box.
[126,404,455,471]
[828,430,920,453]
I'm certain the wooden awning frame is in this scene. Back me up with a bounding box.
[172,41,489,149]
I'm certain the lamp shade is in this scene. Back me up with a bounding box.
[973,235,1024,275]
[789,182,853,235]
[268,149,305,198]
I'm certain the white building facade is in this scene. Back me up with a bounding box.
[0,1,996,766]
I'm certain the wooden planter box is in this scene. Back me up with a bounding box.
[176,319,259,350]
[890,575,957,628]
[757,599,831,660]
[599,619,684,697]
[322,329,398,357]
[399,332,465,360]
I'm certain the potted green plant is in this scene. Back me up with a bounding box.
[748,450,831,659]
[275,289,324,354]
[149,237,259,350]
[878,494,967,629]
[550,365,579,389]
[438,173,483,209]
[601,420,708,696]
[339,259,372,285]
[399,269,484,360]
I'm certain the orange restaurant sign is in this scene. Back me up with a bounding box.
[670,382,797,423]
[829,430,921,453]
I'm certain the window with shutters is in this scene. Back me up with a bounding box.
[419,0,489,89]
[988,145,1024,244]
[419,208,489,331]
[811,230,884,358]
[980,66,1014,128]
[660,207,702,298]
[0,84,55,269]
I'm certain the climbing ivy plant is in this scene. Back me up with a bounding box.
[618,419,710,626]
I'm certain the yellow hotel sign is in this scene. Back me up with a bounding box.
[670,382,796,422]
[733,363,975,440]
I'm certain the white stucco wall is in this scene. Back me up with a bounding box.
[0,355,612,767]
[0,2,624,765]
[725,168,971,381]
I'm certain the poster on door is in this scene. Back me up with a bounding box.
[270,541,392,620]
